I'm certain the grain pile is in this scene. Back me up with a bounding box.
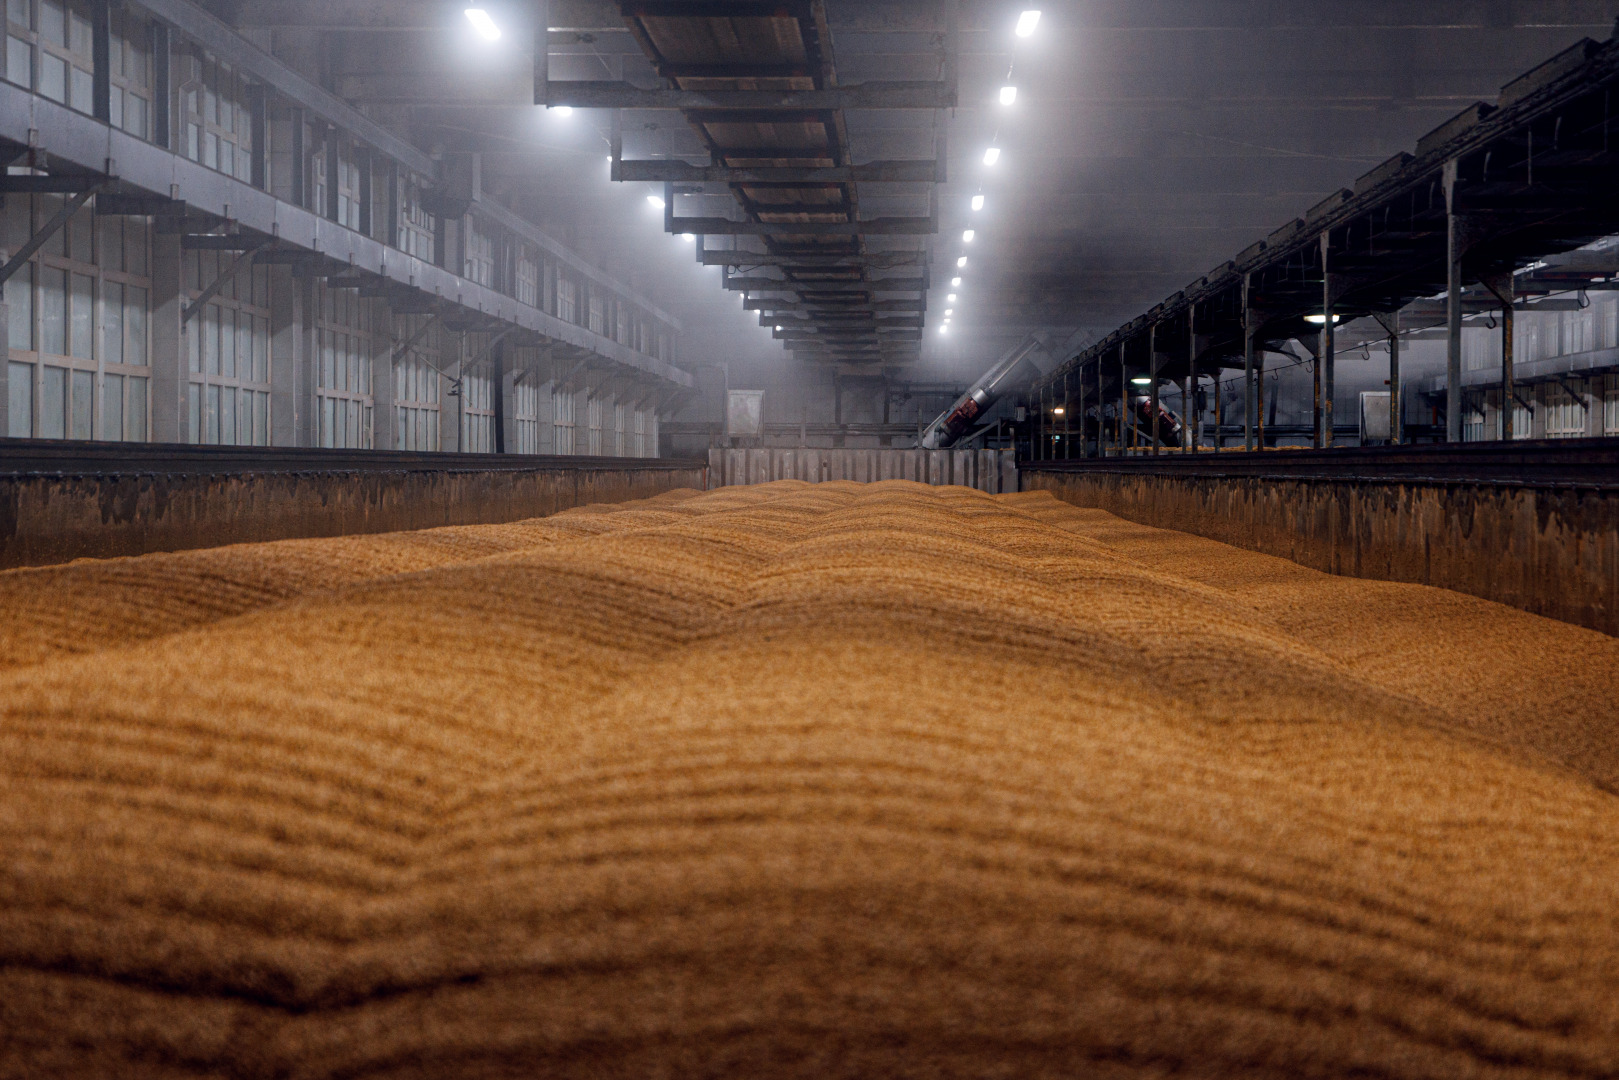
[3,479,1619,1078]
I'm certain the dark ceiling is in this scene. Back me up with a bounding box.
[211,0,1619,377]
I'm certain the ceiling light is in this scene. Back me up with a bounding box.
[464,8,502,40]
[1304,314,1342,325]
[647,194,665,209]
[550,105,573,116]
[681,233,694,241]
[939,325,948,335]
[999,85,1018,106]
[947,293,957,302]
[1131,377,1153,385]
[951,276,961,286]
[1052,407,1065,415]
[1015,10,1041,37]
[957,256,967,267]
[982,147,1001,166]
[775,325,783,331]
[962,230,975,243]
[971,195,985,211]
[945,309,954,316]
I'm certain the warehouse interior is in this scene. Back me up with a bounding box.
[3,2,1619,1077]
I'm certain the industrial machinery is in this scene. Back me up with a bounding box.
[1132,395,1186,449]
[920,337,1046,449]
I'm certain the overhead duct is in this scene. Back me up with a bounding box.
[920,336,1045,449]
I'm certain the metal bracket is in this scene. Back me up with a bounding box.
[0,184,101,291]
[182,240,270,324]
[390,313,444,364]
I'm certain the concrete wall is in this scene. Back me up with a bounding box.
[1022,467,1619,637]
[709,448,1017,493]
[0,442,706,569]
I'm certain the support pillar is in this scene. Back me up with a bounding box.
[1148,323,1160,456]
[1321,232,1335,448]
[269,265,309,446]
[1185,307,1196,453]
[1484,272,1515,441]
[1117,342,1126,456]
[1445,160,1463,443]
[1373,310,1401,445]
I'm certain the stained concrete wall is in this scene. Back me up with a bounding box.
[1022,467,1619,637]
[710,448,1017,493]
[0,441,707,569]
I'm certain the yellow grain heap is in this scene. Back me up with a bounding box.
[3,480,1618,1078]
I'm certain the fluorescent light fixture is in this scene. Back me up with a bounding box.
[946,293,957,302]
[939,325,948,335]
[951,276,961,286]
[647,194,665,208]
[1052,407,1065,415]
[1131,377,1153,385]
[1304,314,1342,325]
[983,147,1001,166]
[464,8,502,40]
[944,309,954,316]
[962,229,975,242]
[999,85,1018,106]
[1015,10,1041,37]
[681,233,695,241]
[551,105,573,116]
[971,194,985,211]
[957,256,968,268]
[774,325,783,331]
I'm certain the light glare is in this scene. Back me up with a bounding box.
[1015,10,1041,37]
[551,105,573,116]
[999,85,1018,106]
[947,293,957,302]
[962,229,975,242]
[464,8,502,40]
[982,147,1001,166]
[681,233,695,241]
[957,256,967,268]
[971,195,984,211]
[951,276,961,286]
[647,194,666,208]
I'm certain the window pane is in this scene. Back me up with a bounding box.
[125,287,146,365]
[6,0,30,29]
[40,365,65,438]
[7,361,31,437]
[125,219,146,276]
[124,90,145,138]
[102,280,123,365]
[253,316,268,382]
[70,273,92,359]
[102,372,124,440]
[220,139,233,178]
[70,62,91,112]
[206,383,220,444]
[321,331,335,388]
[6,35,31,89]
[203,305,218,375]
[41,268,66,355]
[220,385,235,444]
[187,382,200,443]
[40,0,63,45]
[69,208,91,263]
[6,261,30,350]
[70,368,91,438]
[126,375,146,441]
[254,390,267,446]
[236,312,251,382]
[220,307,235,378]
[38,49,63,100]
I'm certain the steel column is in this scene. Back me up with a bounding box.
[1243,274,1255,452]
[1148,324,1160,456]
[1321,233,1335,449]
[1445,162,1464,443]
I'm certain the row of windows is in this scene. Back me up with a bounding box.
[1462,299,1619,372]
[1462,376,1619,441]
[7,360,146,441]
